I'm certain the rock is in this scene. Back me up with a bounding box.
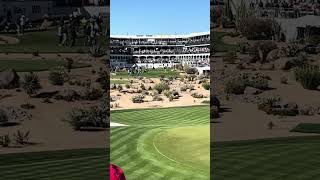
[259,63,274,70]
[274,58,294,70]
[33,90,59,98]
[266,49,280,62]
[244,87,263,95]
[0,69,20,89]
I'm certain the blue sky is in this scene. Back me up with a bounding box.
[110,0,209,35]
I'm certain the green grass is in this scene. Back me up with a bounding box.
[112,68,179,79]
[212,32,237,52]
[0,59,90,72]
[0,30,107,53]
[290,123,320,134]
[111,106,210,179]
[0,148,109,180]
[110,79,129,85]
[212,136,320,179]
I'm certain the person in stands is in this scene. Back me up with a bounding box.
[110,164,126,180]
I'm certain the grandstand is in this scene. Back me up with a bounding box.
[110,32,210,69]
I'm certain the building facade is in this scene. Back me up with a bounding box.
[110,32,210,69]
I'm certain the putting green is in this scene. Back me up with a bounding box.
[111,106,210,179]
[153,125,210,173]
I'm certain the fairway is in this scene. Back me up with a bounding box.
[111,106,210,180]
[0,148,109,180]
[0,30,107,53]
[0,59,90,72]
[212,136,320,180]
[112,68,180,79]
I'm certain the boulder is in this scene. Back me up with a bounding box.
[266,49,280,62]
[0,69,20,89]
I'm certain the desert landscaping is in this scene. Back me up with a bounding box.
[0,6,109,179]
[110,67,210,179]
[211,0,320,179]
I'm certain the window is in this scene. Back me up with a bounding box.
[32,5,41,14]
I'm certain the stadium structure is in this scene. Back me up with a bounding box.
[110,32,210,69]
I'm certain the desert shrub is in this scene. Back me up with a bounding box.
[202,82,210,90]
[287,44,300,57]
[180,86,187,91]
[188,74,197,81]
[224,77,247,94]
[32,50,39,56]
[280,76,288,84]
[22,72,41,95]
[240,17,274,40]
[140,83,146,90]
[223,51,237,64]
[97,71,109,91]
[180,76,185,82]
[154,82,170,94]
[65,58,74,73]
[160,74,165,79]
[20,103,35,110]
[248,77,269,90]
[75,80,82,86]
[0,134,10,147]
[68,106,108,130]
[0,109,8,125]
[13,130,30,145]
[49,69,65,86]
[252,41,277,63]
[82,88,103,100]
[91,69,96,74]
[257,97,281,114]
[69,80,75,86]
[89,45,105,57]
[291,53,309,68]
[117,84,123,91]
[168,94,174,101]
[55,89,80,102]
[185,67,198,75]
[153,95,163,101]
[294,66,320,90]
[125,84,130,89]
[191,92,205,98]
[131,94,145,103]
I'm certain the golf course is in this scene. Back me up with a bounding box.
[212,136,320,179]
[0,148,109,180]
[111,105,210,179]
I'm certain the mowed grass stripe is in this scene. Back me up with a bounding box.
[111,106,210,180]
[0,148,108,180]
[212,137,320,180]
[111,105,209,126]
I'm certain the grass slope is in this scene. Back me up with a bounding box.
[212,32,237,52]
[291,123,320,134]
[212,136,320,180]
[0,148,109,180]
[112,69,179,79]
[0,59,90,72]
[0,30,107,53]
[111,106,210,180]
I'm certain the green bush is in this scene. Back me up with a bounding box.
[191,92,205,98]
[152,95,163,101]
[248,77,269,90]
[97,71,109,91]
[294,66,320,90]
[224,77,247,94]
[202,82,210,90]
[131,94,145,103]
[82,88,104,101]
[0,109,8,125]
[68,106,108,130]
[154,82,170,94]
[22,72,41,95]
[49,69,65,86]
[223,51,237,64]
[185,67,198,74]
